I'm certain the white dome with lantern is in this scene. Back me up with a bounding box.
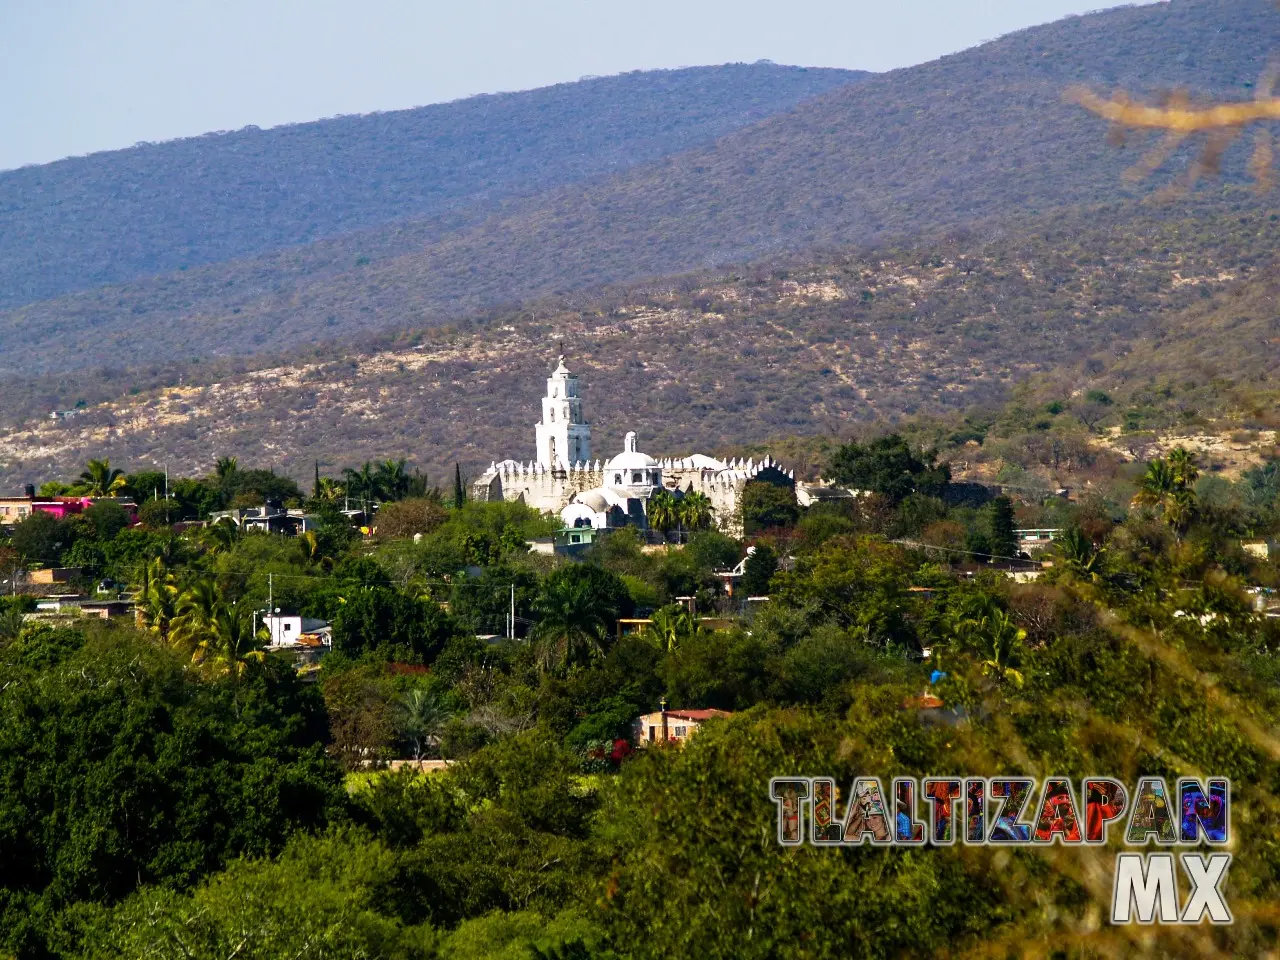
[604,432,662,493]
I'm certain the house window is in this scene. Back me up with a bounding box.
[614,474,622,485]
[674,725,688,738]
[631,471,642,484]
[550,410,555,422]
[648,725,656,742]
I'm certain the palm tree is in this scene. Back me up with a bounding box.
[79,458,127,496]
[170,579,221,652]
[374,459,411,502]
[1167,446,1199,490]
[974,610,1027,686]
[532,576,613,672]
[678,491,715,534]
[950,596,1025,686]
[214,457,239,482]
[202,518,241,555]
[1132,452,1198,535]
[138,559,179,643]
[648,604,698,653]
[647,490,680,539]
[1132,458,1176,510]
[192,607,264,679]
[343,462,379,506]
[1056,526,1105,583]
[397,688,450,760]
[315,477,346,503]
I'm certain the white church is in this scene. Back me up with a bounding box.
[472,356,796,537]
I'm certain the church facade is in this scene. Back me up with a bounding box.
[472,356,794,537]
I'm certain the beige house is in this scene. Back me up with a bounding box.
[634,701,732,747]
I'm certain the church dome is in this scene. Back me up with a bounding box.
[605,432,658,471]
[604,432,663,492]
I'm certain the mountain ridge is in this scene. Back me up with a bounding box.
[2,0,1276,381]
[0,63,864,308]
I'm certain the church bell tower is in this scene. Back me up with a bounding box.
[535,355,591,472]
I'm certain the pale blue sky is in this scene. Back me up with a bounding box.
[1,0,1120,171]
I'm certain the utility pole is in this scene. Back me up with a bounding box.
[510,583,515,640]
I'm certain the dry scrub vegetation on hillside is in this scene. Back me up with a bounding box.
[2,203,1277,492]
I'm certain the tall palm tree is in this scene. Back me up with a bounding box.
[647,490,679,538]
[1132,459,1177,510]
[192,607,264,679]
[138,559,180,643]
[79,458,127,496]
[1132,452,1198,535]
[678,491,715,534]
[214,457,239,482]
[342,462,379,506]
[1167,446,1199,490]
[170,579,221,652]
[374,459,411,502]
[532,576,612,673]
[950,596,1026,686]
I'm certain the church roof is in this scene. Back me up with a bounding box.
[605,431,659,472]
[568,487,630,512]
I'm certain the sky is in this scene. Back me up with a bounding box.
[0,0,1122,172]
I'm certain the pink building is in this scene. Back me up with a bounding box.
[31,497,138,523]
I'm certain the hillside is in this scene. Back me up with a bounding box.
[0,63,863,309]
[2,201,1277,492]
[1,0,1276,381]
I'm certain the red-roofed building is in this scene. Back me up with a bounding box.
[633,699,732,747]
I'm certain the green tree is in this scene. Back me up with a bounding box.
[532,565,631,672]
[0,628,342,955]
[81,501,130,541]
[984,495,1018,560]
[192,607,265,679]
[10,511,70,565]
[331,587,456,662]
[450,566,538,638]
[740,481,799,533]
[646,490,680,538]
[647,603,699,653]
[454,463,468,510]
[827,434,950,503]
[678,490,714,534]
[79,458,127,497]
[84,831,435,960]
[137,497,179,528]
[374,459,412,501]
[739,544,777,597]
[1133,448,1199,535]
